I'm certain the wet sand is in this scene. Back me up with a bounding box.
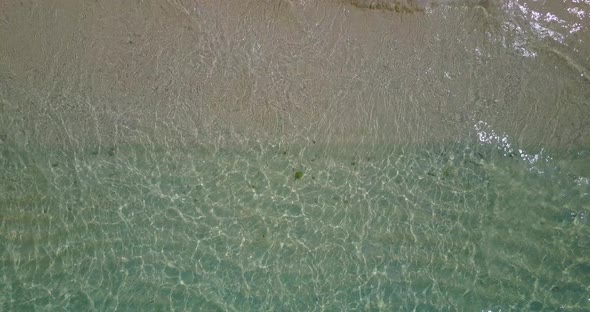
[1,0,589,151]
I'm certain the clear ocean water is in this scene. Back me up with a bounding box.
[1,0,590,311]
[1,135,589,311]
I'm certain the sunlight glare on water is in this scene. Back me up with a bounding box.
[1,0,589,311]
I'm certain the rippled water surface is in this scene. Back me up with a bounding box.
[1,0,589,311]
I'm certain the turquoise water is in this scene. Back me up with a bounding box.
[1,136,589,311]
[1,0,589,310]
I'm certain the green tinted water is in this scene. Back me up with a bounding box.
[1,137,589,311]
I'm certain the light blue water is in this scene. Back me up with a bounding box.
[1,1,590,310]
[1,135,589,311]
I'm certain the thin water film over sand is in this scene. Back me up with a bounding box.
[1,0,590,311]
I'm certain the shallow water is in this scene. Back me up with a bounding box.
[1,138,589,311]
[1,0,590,311]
